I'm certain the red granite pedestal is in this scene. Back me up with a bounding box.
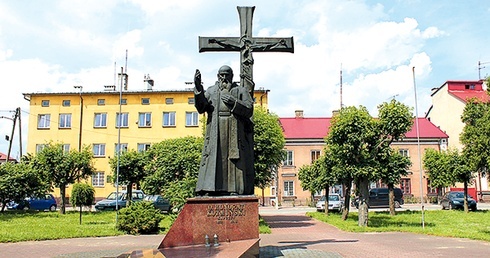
[159,196,259,249]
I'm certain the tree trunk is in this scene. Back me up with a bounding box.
[324,185,330,216]
[463,181,469,213]
[126,184,133,207]
[358,177,370,227]
[60,184,66,214]
[261,188,265,206]
[341,180,352,220]
[388,183,396,216]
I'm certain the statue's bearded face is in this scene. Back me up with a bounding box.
[218,72,233,84]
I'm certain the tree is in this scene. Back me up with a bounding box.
[253,107,286,205]
[109,150,146,207]
[32,142,95,214]
[378,148,411,215]
[0,162,49,212]
[460,98,490,201]
[326,100,413,225]
[424,148,474,212]
[71,183,95,224]
[142,136,203,195]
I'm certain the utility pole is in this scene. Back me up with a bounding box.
[74,86,83,152]
[478,61,490,80]
[6,108,19,162]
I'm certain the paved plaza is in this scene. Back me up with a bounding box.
[1,205,489,257]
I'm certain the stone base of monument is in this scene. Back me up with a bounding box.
[115,196,260,258]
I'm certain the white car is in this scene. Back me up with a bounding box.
[316,193,343,212]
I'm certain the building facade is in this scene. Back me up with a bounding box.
[270,111,448,207]
[23,85,269,199]
[426,80,489,193]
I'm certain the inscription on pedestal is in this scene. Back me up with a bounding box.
[207,204,246,222]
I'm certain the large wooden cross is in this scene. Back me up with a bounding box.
[198,6,294,94]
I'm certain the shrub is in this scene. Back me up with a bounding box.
[164,177,197,212]
[116,201,163,234]
[71,183,95,208]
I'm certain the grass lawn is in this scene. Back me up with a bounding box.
[307,209,490,242]
[0,210,271,243]
[0,210,175,243]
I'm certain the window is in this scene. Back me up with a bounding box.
[93,144,106,157]
[36,144,46,153]
[115,143,128,154]
[37,114,50,129]
[41,100,50,107]
[92,172,105,187]
[59,113,72,128]
[62,100,70,107]
[141,98,150,105]
[311,150,321,163]
[188,97,195,105]
[97,99,105,105]
[120,99,127,105]
[116,112,129,128]
[138,112,152,127]
[94,113,107,128]
[400,178,411,195]
[427,179,438,195]
[399,149,409,157]
[137,143,151,152]
[165,98,174,104]
[186,112,199,126]
[284,181,294,196]
[62,144,70,153]
[163,112,176,126]
[283,150,294,166]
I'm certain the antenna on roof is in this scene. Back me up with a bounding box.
[478,61,489,80]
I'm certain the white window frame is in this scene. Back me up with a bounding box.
[141,98,150,105]
[311,150,321,163]
[62,100,71,107]
[59,113,72,128]
[94,113,107,128]
[92,172,105,187]
[41,100,50,107]
[36,144,46,153]
[163,112,176,127]
[93,144,106,157]
[138,112,152,127]
[137,143,151,152]
[284,181,294,196]
[399,149,409,157]
[116,112,129,128]
[115,143,128,155]
[97,99,105,106]
[283,150,294,166]
[186,111,199,127]
[62,144,70,153]
[38,114,51,129]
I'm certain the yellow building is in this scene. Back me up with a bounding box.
[23,83,269,199]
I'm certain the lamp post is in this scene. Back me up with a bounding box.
[412,67,425,229]
[73,86,83,152]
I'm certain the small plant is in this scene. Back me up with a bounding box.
[116,201,163,234]
[71,183,95,224]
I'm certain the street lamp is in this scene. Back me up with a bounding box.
[412,67,425,229]
[73,86,83,152]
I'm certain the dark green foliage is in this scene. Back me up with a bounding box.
[109,150,147,205]
[31,142,95,214]
[0,162,49,211]
[164,177,197,211]
[116,201,163,234]
[71,183,95,208]
[253,107,286,190]
[142,136,203,195]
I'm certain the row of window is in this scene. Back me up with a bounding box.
[40,97,194,107]
[37,111,199,129]
[36,143,152,156]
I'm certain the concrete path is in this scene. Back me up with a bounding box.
[0,206,489,257]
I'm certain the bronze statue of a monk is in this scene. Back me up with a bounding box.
[193,65,255,196]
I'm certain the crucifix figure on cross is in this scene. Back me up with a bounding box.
[193,6,294,196]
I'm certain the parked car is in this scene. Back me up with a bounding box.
[316,193,343,212]
[7,194,57,212]
[94,190,145,211]
[353,188,404,209]
[441,191,477,211]
[143,195,172,213]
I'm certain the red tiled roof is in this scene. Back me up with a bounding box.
[449,91,490,103]
[0,152,16,161]
[279,117,331,139]
[279,117,448,139]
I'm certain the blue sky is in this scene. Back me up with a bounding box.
[1,0,489,158]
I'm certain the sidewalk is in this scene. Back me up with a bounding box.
[1,207,489,257]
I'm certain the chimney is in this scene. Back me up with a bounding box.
[295,110,304,118]
[144,74,154,91]
[332,109,340,116]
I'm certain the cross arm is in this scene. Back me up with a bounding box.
[199,36,294,53]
